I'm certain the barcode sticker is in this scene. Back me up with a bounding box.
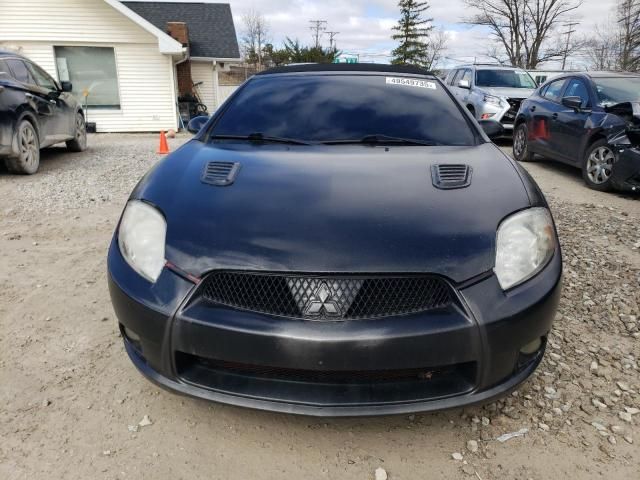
[385,77,436,89]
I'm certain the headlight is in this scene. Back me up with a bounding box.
[494,208,556,290]
[118,200,167,283]
[483,94,503,107]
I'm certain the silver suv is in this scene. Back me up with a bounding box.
[444,65,537,132]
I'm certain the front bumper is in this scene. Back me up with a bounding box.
[475,99,522,132]
[108,239,562,416]
[611,148,640,192]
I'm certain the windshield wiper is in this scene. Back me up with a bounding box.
[322,134,439,146]
[210,132,312,145]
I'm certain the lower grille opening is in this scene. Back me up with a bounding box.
[175,352,476,406]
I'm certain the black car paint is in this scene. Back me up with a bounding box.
[130,142,532,283]
[108,66,562,415]
[0,52,81,158]
[515,72,640,191]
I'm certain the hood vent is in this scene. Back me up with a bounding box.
[431,164,472,189]
[201,161,241,186]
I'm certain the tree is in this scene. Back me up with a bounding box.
[584,26,621,70]
[617,0,640,70]
[423,29,449,70]
[273,38,339,64]
[585,0,640,71]
[262,44,290,66]
[241,10,270,67]
[463,0,583,69]
[391,0,434,66]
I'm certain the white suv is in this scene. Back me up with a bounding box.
[444,65,537,132]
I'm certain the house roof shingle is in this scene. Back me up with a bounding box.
[122,1,240,59]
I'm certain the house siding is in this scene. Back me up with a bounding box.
[190,61,217,114]
[0,0,179,132]
[218,85,238,106]
[0,0,156,44]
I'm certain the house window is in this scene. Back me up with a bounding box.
[54,46,120,108]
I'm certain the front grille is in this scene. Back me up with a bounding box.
[502,98,523,124]
[199,272,454,320]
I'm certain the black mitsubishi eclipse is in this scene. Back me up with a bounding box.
[108,64,562,416]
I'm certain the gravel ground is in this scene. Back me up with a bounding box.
[0,134,639,480]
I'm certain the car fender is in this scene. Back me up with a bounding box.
[579,112,626,159]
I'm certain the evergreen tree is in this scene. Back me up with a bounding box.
[391,0,433,66]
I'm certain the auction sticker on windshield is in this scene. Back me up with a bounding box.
[386,77,436,89]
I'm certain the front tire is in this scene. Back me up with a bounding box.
[582,139,614,191]
[66,112,87,152]
[5,119,40,174]
[513,123,534,162]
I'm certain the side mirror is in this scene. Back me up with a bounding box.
[60,81,73,92]
[561,96,583,111]
[478,119,504,139]
[187,115,209,134]
[458,79,470,89]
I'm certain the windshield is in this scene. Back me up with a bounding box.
[594,77,640,106]
[475,69,536,89]
[211,74,476,146]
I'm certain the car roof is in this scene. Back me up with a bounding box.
[256,63,435,77]
[583,71,640,78]
[541,71,640,84]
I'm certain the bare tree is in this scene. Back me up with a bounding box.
[241,10,270,67]
[584,0,640,72]
[424,29,449,70]
[463,0,583,69]
[584,26,621,70]
[617,0,640,70]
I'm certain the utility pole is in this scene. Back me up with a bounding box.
[326,31,339,50]
[561,22,579,70]
[309,20,327,48]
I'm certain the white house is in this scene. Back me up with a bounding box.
[0,0,241,132]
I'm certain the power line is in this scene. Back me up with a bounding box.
[309,20,327,48]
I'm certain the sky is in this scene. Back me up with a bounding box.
[140,0,619,68]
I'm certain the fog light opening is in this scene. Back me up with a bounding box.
[520,337,543,355]
[121,324,143,354]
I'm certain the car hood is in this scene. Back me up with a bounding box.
[134,141,532,283]
[479,87,534,99]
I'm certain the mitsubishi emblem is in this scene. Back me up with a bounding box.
[304,282,341,318]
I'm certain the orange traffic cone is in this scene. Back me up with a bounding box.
[157,130,170,154]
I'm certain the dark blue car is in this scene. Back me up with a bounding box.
[513,71,640,192]
[108,64,562,416]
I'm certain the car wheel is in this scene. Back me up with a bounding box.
[582,140,615,191]
[512,123,534,162]
[5,119,40,175]
[66,112,87,152]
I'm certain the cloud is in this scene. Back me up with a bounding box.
[144,0,618,66]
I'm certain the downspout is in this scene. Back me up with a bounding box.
[173,47,189,130]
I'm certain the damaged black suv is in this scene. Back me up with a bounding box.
[513,72,640,192]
